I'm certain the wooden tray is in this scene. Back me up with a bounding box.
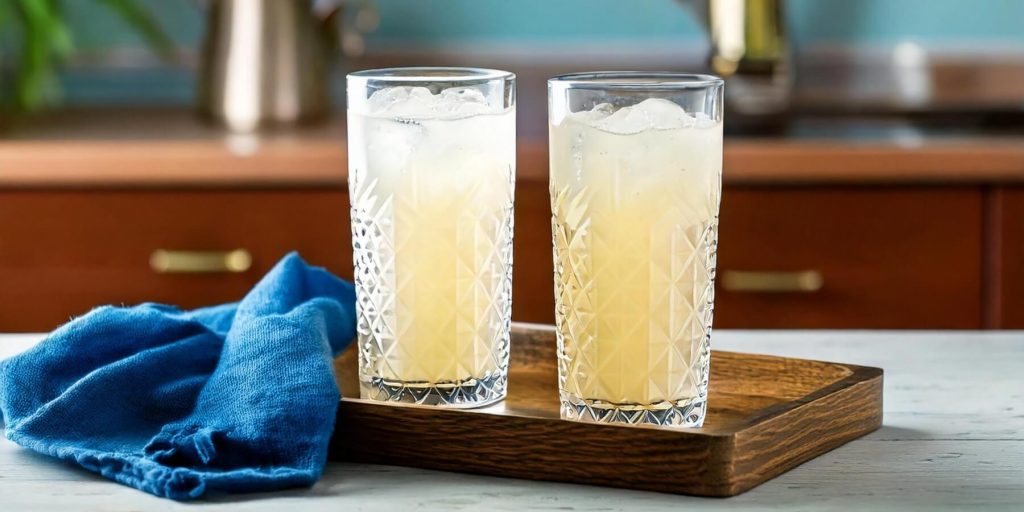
[330,323,883,497]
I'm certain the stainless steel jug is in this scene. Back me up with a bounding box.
[197,0,331,131]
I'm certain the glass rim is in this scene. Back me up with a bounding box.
[347,67,515,83]
[548,71,723,91]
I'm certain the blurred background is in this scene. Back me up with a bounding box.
[1,0,1022,332]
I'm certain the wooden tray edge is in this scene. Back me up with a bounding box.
[720,365,884,495]
[330,363,884,498]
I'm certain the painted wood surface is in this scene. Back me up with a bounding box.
[1,330,1022,510]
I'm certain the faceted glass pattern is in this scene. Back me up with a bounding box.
[548,76,723,428]
[347,77,516,408]
[552,205,716,427]
[350,159,515,407]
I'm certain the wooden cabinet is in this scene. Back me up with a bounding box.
[2,112,1021,332]
[716,187,983,329]
[994,187,1024,328]
[510,179,557,324]
[0,183,562,331]
[509,185,986,329]
[0,184,997,332]
[0,189,350,331]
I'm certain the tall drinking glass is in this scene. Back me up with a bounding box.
[347,68,516,407]
[548,72,724,427]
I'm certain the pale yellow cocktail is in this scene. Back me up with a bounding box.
[348,69,516,407]
[549,81,723,427]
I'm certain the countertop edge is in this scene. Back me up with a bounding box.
[3,138,1024,188]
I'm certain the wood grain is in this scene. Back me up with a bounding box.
[330,323,883,497]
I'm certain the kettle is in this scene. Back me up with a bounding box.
[197,0,376,132]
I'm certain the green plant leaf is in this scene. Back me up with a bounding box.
[0,1,12,27]
[5,0,176,111]
[45,0,74,55]
[12,0,72,110]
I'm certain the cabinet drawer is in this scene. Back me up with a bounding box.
[0,189,349,331]
[716,187,983,328]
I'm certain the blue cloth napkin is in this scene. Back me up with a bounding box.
[0,253,356,500]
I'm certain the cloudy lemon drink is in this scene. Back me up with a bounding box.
[348,68,515,407]
[549,73,724,427]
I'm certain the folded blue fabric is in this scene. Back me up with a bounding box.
[0,253,356,500]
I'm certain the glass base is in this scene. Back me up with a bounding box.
[560,392,706,428]
[360,372,507,409]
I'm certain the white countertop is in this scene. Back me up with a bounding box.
[2,330,1023,511]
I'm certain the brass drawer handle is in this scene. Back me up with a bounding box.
[150,249,253,274]
[721,270,823,293]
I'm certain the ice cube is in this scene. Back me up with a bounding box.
[366,116,424,172]
[436,86,491,118]
[588,98,703,133]
[592,103,615,115]
[572,102,615,124]
[633,98,696,130]
[593,103,652,135]
[694,111,717,129]
[365,86,408,113]
[365,85,498,119]
[366,86,435,117]
[438,86,486,105]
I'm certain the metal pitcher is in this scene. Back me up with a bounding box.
[197,0,375,131]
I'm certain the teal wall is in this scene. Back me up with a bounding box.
[786,0,1024,44]
[367,1,702,45]
[370,0,1024,46]
[55,0,1024,52]
[4,0,1014,106]
[60,0,203,52]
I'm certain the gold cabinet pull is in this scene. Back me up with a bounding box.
[721,270,823,293]
[150,249,253,274]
